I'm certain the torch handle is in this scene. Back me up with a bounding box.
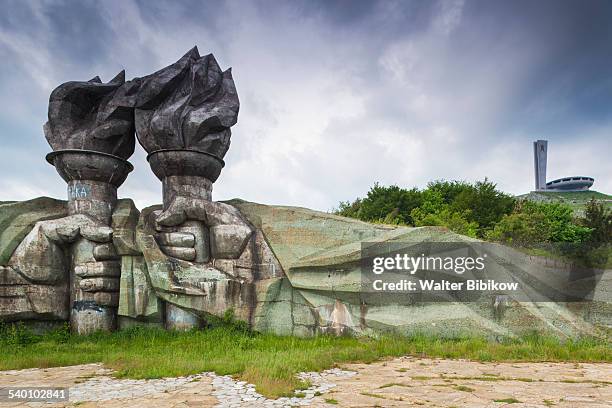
[67,180,118,334]
[162,175,213,263]
[175,221,210,263]
[70,238,117,333]
[161,175,212,330]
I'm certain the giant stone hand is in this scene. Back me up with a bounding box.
[155,197,252,261]
[0,215,120,320]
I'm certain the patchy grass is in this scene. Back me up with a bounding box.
[324,398,338,404]
[454,385,475,392]
[379,382,411,388]
[517,190,612,215]
[411,375,435,380]
[360,391,387,399]
[494,397,521,404]
[0,322,609,398]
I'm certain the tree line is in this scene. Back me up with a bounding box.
[334,180,611,247]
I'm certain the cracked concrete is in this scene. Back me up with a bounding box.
[0,358,610,407]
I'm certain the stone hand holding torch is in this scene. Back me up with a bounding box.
[44,72,135,334]
[134,47,248,329]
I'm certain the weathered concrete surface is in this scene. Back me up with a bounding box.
[225,200,610,338]
[134,47,239,157]
[133,202,281,329]
[320,357,612,407]
[0,364,218,407]
[45,152,133,334]
[111,199,141,256]
[0,197,134,325]
[0,198,67,265]
[1,198,610,339]
[132,46,240,329]
[0,360,610,407]
[0,212,121,323]
[0,198,70,321]
[44,71,135,159]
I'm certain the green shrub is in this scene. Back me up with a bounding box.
[337,183,423,225]
[429,179,515,234]
[583,199,612,244]
[335,179,513,237]
[0,322,38,346]
[486,200,591,245]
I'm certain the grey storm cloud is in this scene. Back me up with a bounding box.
[0,0,611,211]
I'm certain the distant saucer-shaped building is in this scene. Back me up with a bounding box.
[533,140,594,191]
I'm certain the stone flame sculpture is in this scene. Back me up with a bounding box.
[0,47,609,339]
[43,72,135,334]
[132,47,251,329]
[134,47,239,158]
[44,71,136,159]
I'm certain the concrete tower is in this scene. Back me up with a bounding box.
[533,140,547,190]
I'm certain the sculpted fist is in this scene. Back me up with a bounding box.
[50,215,120,308]
[0,214,120,321]
[7,214,112,279]
[154,197,253,263]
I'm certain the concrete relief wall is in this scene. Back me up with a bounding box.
[0,48,609,338]
[1,197,609,338]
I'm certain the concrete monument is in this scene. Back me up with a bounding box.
[533,140,595,191]
[0,49,609,339]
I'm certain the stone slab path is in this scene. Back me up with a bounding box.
[0,358,609,407]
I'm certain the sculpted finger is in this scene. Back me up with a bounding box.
[156,208,187,227]
[93,243,119,261]
[160,246,196,261]
[79,277,119,292]
[157,197,210,226]
[156,232,195,248]
[80,225,113,243]
[53,226,81,243]
[183,204,209,223]
[204,202,245,226]
[74,261,121,278]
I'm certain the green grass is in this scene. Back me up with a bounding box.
[518,190,612,215]
[0,323,610,398]
[379,382,411,388]
[494,397,521,404]
[360,391,387,399]
[532,191,611,201]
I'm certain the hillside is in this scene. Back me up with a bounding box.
[517,190,612,216]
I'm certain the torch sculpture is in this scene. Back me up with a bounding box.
[134,47,240,329]
[44,72,135,333]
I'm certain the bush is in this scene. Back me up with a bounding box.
[486,200,592,245]
[583,199,612,244]
[335,183,423,225]
[0,322,38,346]
[485,211,546,246]
[409,189,479,237]
[335,179,514,237]
[448,179,515,234]
[206,309,251,334]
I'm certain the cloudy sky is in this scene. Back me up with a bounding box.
[1,0,611,211]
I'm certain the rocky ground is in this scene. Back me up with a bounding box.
[0,358,610,407]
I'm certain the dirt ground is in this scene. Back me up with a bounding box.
[321,357,611,407]
[0,357,610,407]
